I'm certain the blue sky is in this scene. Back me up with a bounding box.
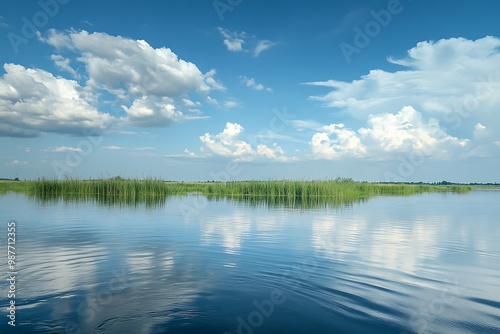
[1,0,499,182]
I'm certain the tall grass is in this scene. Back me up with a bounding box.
[0,181,32,194]
[205,179,470,198]
[32,178,207,196]
[25,178,471,208]
[29,178,204,207]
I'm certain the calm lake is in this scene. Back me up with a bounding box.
[1,190,499,333]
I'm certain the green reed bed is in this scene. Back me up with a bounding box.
[0,180,32,194]
[12,178,471,208]
[31,178,203,196]
[204,179,470,199]
[32,191,169,209]
[203,179,470,209]
[29,178,472,197]
[206,193,368,210]
[27,178,205,206]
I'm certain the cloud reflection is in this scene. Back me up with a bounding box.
[311,215,443,274]
[202,212,252,254]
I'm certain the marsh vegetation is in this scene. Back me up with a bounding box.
[0,178,471,209]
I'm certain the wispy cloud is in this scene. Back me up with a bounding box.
[223,99,239,109]
[255,133,306,144]
[103,146,122,150]
[50,54,79,79]
[218,28,275,57]
[182,98,200,107]
[240,76,272,91]
[0,16,8,28]
[218,27,246,52]
[10,160,28,166]
[254,40,276,57]
[164,149,204,159]
[103,146,155,151]
[204,69,226,91]
[290,119,324,131]
[206,96,218,105]
[53,146,83,153]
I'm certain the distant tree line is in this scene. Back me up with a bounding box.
[1,177,498,186]
[379,181,500,186]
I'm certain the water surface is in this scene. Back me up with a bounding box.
[0,191,499,333]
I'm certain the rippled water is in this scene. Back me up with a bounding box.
[1,191,499,333]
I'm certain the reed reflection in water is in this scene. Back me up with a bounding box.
[30,192,370,210]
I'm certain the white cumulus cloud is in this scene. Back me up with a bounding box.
[200,122,292,162]
[42,29,214,99]
[305,37,500,145]
[122,96,183,127]
[311,124,367,159]
[36,29,221,129]
[0,63,112,137]
[311,106,470,160]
